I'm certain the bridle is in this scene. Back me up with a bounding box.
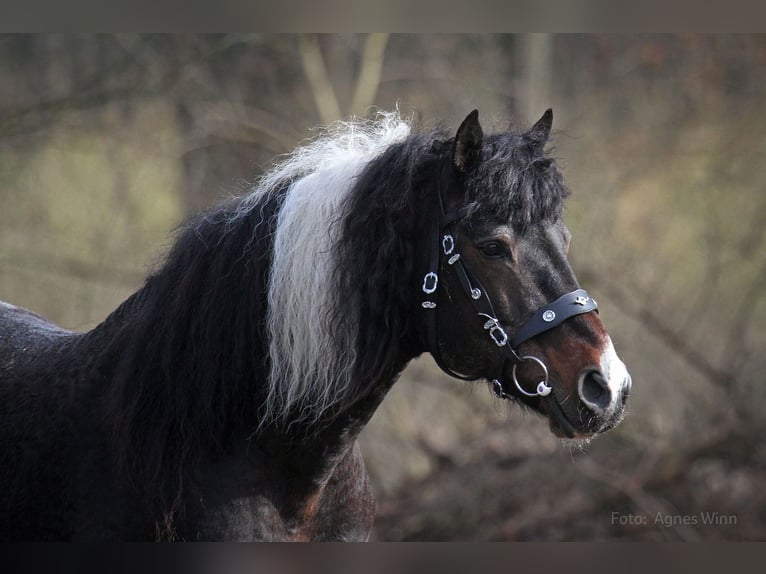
[420,161,599,401]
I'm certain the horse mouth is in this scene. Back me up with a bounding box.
[544,395,579,439]
[544,393,627,439]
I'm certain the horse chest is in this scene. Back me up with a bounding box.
[183,442,375,542]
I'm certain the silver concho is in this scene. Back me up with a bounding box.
[542,309,556,322]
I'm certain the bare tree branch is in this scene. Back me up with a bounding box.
[300,34,342,124]
[182,101,304,153]
[722,253,766,375]
[584,272,731,390]
[520,34,553,122]
[350,34,389,117]
[575,457,699,541]
[0,39,175,140]
[0,251,145,287]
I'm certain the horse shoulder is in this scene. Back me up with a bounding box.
[179,440,374,541]
[299,441,375,541]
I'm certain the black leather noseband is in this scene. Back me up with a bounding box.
[420,166,599,400]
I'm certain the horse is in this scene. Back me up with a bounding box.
[0,109,631,541]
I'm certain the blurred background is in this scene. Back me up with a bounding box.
[1,34,764,540]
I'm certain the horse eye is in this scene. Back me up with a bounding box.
[478,241,506,259]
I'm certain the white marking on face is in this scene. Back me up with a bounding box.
[599,336,631,415]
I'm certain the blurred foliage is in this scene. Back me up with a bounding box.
[1,34,765,540]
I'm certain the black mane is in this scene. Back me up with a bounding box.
[335,130,445,395]
[93,191,286,531]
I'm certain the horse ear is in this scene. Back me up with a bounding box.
[524,108,553,151]
[453,109,484,172]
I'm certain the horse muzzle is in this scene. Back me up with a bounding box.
[560,340,631,437]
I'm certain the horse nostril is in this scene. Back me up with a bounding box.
[579,369,612,413]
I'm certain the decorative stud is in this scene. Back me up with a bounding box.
[471,288,481,300]
[574,295,590,306]
[542,309,556,322]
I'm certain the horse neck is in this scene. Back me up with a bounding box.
[79,288,149,375]
[256,283,426,491]
[80,179,430,501]
[260,327,423,479]
[249,378,403,521]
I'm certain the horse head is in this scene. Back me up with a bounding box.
[420,109,631,439]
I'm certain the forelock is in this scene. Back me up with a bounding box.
[463,132,570,232]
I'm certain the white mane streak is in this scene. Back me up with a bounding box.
[250,112,412,427]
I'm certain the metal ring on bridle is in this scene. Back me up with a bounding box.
[512,355,552,397]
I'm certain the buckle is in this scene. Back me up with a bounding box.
[422,272,438,294]
[478,313,508,347]
[442,234,455,255]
